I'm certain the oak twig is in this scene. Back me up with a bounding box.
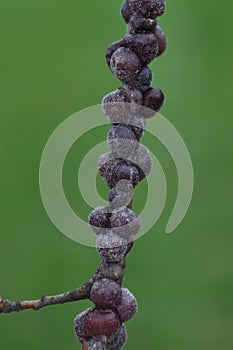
[0,274,100,314]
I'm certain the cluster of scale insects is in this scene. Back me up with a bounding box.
[74,0,167,349]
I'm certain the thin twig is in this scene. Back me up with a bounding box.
[0,275,99,314]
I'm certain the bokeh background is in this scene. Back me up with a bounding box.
[0,0,232,349]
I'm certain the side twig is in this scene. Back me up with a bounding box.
[0,274,99,314]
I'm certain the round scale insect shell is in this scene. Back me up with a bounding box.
[88,206,110,234]
[128,143,152,180]
[110,207,141,239]
[122,33,158,65]
[102,88,131,124]
[107,125,138,159]
[125,87,143,105]
[142,87,165,118]
[128,66,152,93]
[97,152,114,170]
[98,154,123,189]
[155,25,167,57]
[108,184,134,211]
[115,163,140,188]
[90,278,122,310]
[98,159,117,189]
[106,40,124,67]
[108,187,126,211]
[96,231,128,263]
[109,138,137,159]
[108,124,136,142]
[124,87,143,116]
[129,0,166,19]
[129,115,146,130]
[108,325,127,350]
[115,178,134,196]
[74,307,93,343]
[129,15,157,33]
[85,309,120,340]
[121,0,133,24]
[110,47,142,83]
[96,231,128,249]
[127,115,146,141]
[116,288,138,323]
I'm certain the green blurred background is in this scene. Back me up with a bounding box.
[0,0,232,349]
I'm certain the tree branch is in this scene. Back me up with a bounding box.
[0,275,99,314]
